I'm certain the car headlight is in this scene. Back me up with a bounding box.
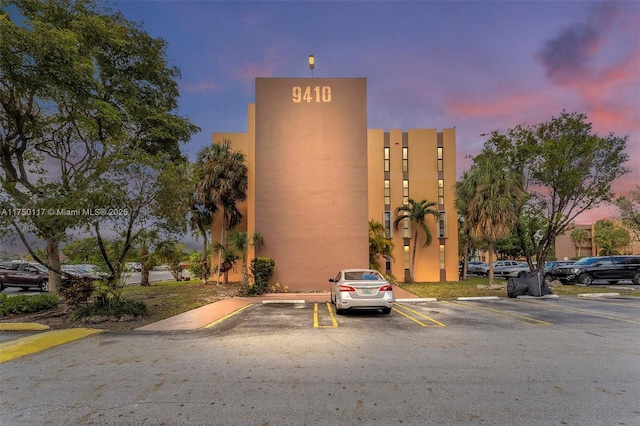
[569,268,580,274]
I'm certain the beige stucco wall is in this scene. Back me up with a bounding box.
[212,79,459,289]
[254,78,369,290]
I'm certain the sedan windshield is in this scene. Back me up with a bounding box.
[344,271,383,281]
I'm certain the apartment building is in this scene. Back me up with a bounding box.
[212,77,458,290]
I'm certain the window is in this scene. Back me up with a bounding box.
[438,211,447,238]
[439,245,445,270]
[437,147,443,172]
[438,179,444,205]
[402,147,408,172]
[403,179,409,205]
[404,245,410,269]
[384,147,390,172]
[402,216,411,238]
[384,211,392,238]
[384,180,390,205]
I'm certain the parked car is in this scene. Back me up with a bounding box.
[460,261,489,276]
[543,260,575,283]
[475,260,520,276]
[549,256,640,285]
[0,262,52,291]
[125,262,142,272]
[329,269,394,314]
[495,262,538,278]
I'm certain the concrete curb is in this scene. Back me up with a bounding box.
[0,323,51,331]
[457,296,501,301]
[578,292,620,298]
[517,294,560,299]
[261,300,306,304]
[395,298,437,302]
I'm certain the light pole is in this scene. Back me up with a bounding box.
[308,55,314,77]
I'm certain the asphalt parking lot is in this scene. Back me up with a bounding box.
[209,296,640,334]
[1,296,639,425]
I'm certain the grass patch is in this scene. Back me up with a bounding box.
[120,280,238,323]
[399,277,640,299]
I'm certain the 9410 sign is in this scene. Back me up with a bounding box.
[292,86,332,103]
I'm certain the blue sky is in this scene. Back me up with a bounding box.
[117,0,639,222]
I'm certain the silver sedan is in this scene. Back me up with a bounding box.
[329,269,394,314]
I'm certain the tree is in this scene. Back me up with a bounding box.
[593,220,630,256]
[0,0,198,293]
[482,111,629,268]
[456,152,525,284]
[155,240,187,281]
[369,220,394,272]
[228,230,263,288]
[616,185,640,246]
[570,228,590,258]
[193,140,247,285]
[393,198,439,282]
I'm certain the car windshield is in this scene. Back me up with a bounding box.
[572,257,601,266]
[344,271,383,281]
[29,263,48,272]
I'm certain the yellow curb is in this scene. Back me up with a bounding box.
[0,328,104,363]
[0,323,51,331]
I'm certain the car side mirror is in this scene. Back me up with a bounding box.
[329,278,335,283]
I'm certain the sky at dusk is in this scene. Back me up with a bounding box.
[110,0,639,223]
[106,1,639,223]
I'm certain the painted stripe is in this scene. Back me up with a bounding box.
[0,328,104,363]
[522,299,640,325]
[204,303,253,328]
[394,303,446,327]
[392,307,427,327]
[314,303,338,328]
[0,323,50,331]
[447,300,552,325]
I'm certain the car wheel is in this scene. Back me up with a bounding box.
[38,279,49,292]
[632,272,640,285]
[381,307,392,315]
[335,307,345,315]
[577,274,593,286]
[0,280,4,291]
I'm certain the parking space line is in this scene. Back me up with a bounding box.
[445,300,553,326]
[0,328,104,363]
[521,299,640,325]
[393,303,446,327]
[204,304,253,328]
[314,303,338,328]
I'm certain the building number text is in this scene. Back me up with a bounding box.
[292,86,332,103]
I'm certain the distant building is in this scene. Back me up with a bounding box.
[212,77,458,291]
[555,221,638,260]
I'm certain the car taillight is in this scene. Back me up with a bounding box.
[379,284,393,291]
[339,285,356,292]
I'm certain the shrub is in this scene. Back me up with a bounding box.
[246,257,275,295]
[72,297,147,320]
[59,277,96,308]
[0,293,59,316]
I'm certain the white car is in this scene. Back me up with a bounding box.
[329,269,394,315]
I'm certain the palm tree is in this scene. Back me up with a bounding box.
[393,198,440,282]
[193,139,248,285]
[369,220,394,272]
[570,228,589,258]
[460,152,525,285]
[228,230,264,288]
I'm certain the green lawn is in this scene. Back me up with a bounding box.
[399,277,640,299]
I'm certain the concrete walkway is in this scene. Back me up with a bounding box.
[136,286,419,331]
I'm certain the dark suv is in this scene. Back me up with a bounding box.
[549,256,640,285]
[0,262,51,291]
